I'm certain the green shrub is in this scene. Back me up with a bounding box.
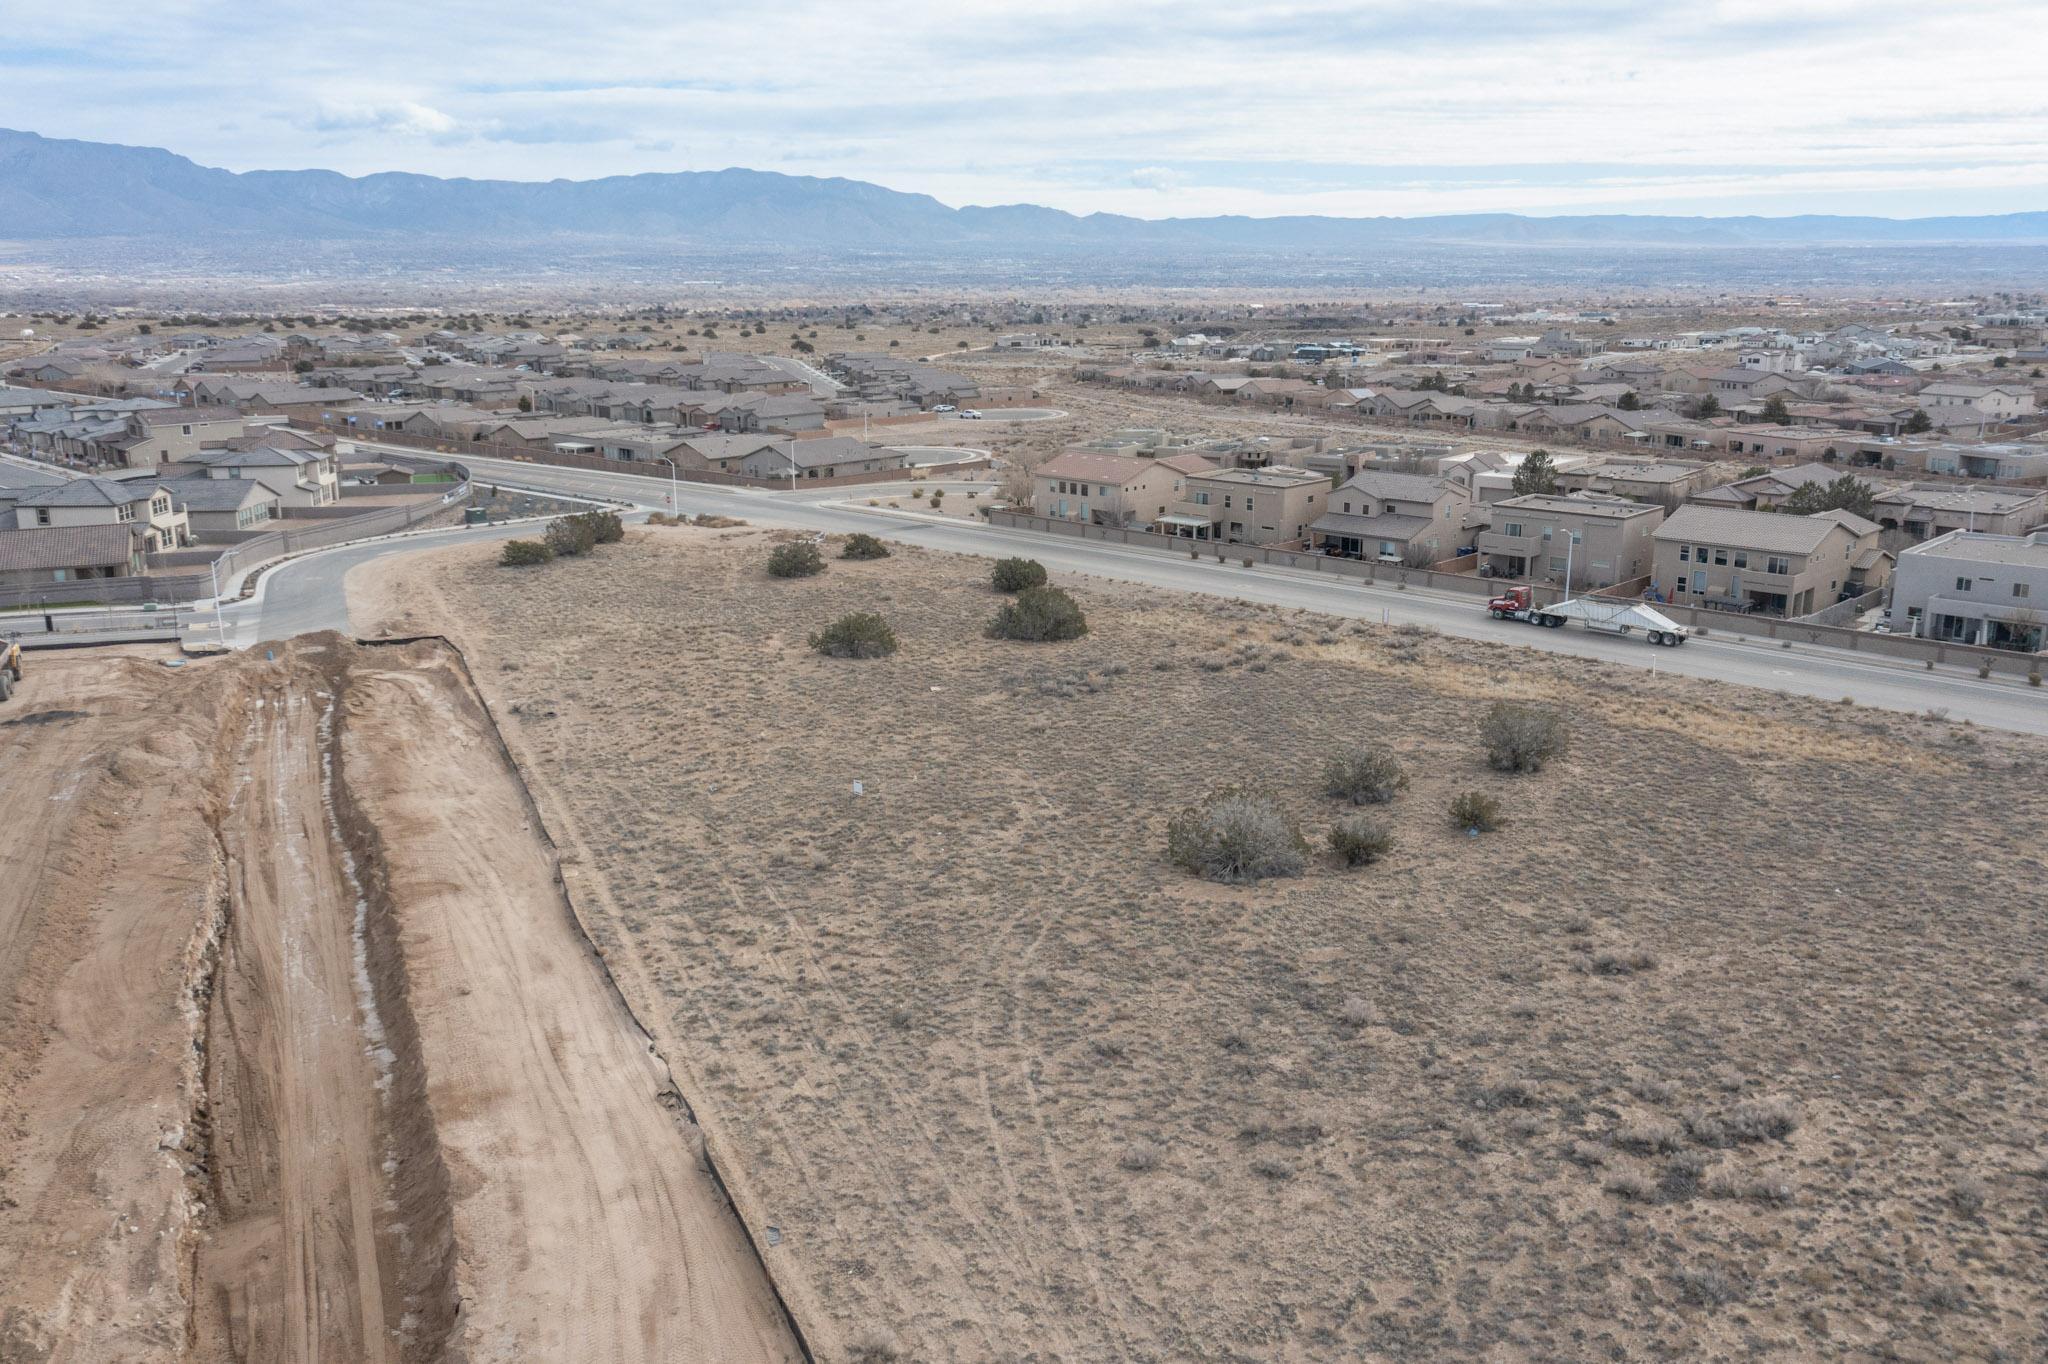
[1166,788,1308,883]
[991,557,1049,593]
[499,539,553,567]
[1449,791,1503,832]
[840,532,891,560]
[986,585,1087,642]
[766,540,826,578]
[562,509,624,545]
[809,612,898,659]
[1321,743,1408,805]
[544,515,598,558]
[1328,815,1394,867]
[1479,701,1570,773]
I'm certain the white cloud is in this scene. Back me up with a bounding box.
[1,0,2045,217]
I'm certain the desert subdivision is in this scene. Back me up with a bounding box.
[3,523,2045,1361]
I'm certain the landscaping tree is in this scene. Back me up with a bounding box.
[1480,701,1570,773]
[986,585,1087,641]
[499,539,553,567]
[1616,390,1641,411]
[991,557,1049,593]
[1904,408,1933,434]
[544,515,598,558]
[809,612,898,659]
[1688,394,1722,419]
[766,540,827,578]
[839,532,891,560]
[517,395,533,412]
[1761,393,1792,425]
[1511,449,1559,497]
[1328,815,1395,868]
[1780,473,1876,519]
[1166,788,1309,883]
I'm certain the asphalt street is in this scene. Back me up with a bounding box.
[247,442,2048,735]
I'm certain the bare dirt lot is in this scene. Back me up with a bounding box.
[355,525,2048,1363]
[0,641,798,1363]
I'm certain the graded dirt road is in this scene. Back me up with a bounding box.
[0,640,800,1363]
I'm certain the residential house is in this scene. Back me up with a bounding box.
[1164,466,1329,545]
[0,523,150,589]
[172,447,340,508]
[1310,471,1469,563]
[1918,382,2035,420]
[2,476,190,551]
[735,436,906,481]
[1555,460,1716,504]
[165,475,282,537]
[1869,484,2048,544]
[1690,463,1892,512]
[1034,450,1202,526]
[1651,506,1889,616]
[116,406,251,469]
[1887,529,2048,649]
[1476,493,1664,589]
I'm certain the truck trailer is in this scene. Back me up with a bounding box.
[1486,586,1690,647]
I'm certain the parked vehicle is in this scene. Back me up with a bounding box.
[958,409,983,419]
[931,404,956,413]
[1486,585,1689,647]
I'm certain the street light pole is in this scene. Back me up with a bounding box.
[656,455,678,516]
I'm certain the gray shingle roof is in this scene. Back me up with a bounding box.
[1654,506,1857,553]
[12,476,163,508]
[0,523,145,572]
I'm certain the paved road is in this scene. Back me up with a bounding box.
[268,441,2048,735]
[760,354,843,398]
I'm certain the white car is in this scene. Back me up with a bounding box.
[931,404,956,413]
[958,409,983,419]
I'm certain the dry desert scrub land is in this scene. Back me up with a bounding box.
[362,527,2048,1363]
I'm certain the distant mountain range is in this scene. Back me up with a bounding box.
[5,127,2048,251]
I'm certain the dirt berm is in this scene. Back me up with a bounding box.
[0,637,800,1364]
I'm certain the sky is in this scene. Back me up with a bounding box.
[3,0,2046,220]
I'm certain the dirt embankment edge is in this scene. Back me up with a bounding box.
[359,634,818,1364]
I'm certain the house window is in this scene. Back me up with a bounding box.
[1733,551,1748,568]
[1695,545,1708,563]
[2016,583,2031,599]
[1245,496,1255,513]
[1956,577,1973,592]
[1678,545,1689,561]
[35,507,50,525]
[1713,548,1728,566]
[1766,556,1790,576]
[1223,496,1233,509]
[1504,523,1524,538]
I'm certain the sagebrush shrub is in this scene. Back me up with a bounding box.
[987,585,1087,641]
[499,538,552,567]
[1166,788,1308,883]
[1480,701,1570,773]
[1321,743,1408,805]
[1448,791,1503,832]
[809,612,898,659]
[1327,815,1394,867]
[991,557,1048,593]
[544,515,597,558]
[766,540,826,578]
[840,532,891,560]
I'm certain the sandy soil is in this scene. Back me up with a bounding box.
[0,639,800,1363]
[354,525,2048,1362]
